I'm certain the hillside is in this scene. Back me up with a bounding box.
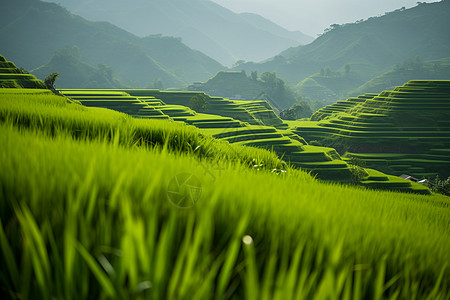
[236,1,450,87]
[0,55,46,89]
[1,82,449,298]
[187,71,298,110]
[0,0,223,88]
[2,49,450,298]
[31,46,123,89]
[350,57,450,96]
[295,68,366,104]
[42,0,314,66]
[296,80,450,179]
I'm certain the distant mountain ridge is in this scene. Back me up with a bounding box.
[236,1,450,86]
[43,0,314,66]
[0,0,224,88]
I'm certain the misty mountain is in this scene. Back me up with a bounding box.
[188,71,298,109]
[235,1,450,85]
[350,57,450,96]
[31,46,124,89]
[0,0,223,88]
[43,0,314,66]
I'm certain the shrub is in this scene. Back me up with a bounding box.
[348,156,368,184]
[280,101,313,120]
[189,94,209,112]
[44,72,59,90]
[430,175,450,196]
[44,72,63,96]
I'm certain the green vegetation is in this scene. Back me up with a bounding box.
[0,0,223,88]
[0,55,46,89]
[32,46,124,89]
[55,87,430,194]
[280,101,313,120]
[236,1,450,104]
[294,80,450,179]
[0,55,431,194]
[187,71,299,109]
[1,85,449,299]
[429,176,450,196]
[189,94,209,113]
[350,57,450,96]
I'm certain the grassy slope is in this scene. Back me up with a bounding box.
[294,80,450,179]
[31,47,124,89]
[0,55,46,89]
[57,87,431,194]
[0,89,449,299]
[350,57,450,96]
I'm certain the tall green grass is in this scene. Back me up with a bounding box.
[0,91,283,171]
[0,91,449,299]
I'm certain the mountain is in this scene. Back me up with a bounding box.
[42,0,314,66]
[350,57,450,96]
[0,0,223,88]
[235,1,450,86]
[238,13,313,48]
[187,71,298,109]
[31,46,124,89]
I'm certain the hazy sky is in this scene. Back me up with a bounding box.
[211,0,440,36]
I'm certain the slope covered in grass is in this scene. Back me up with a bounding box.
[0,49,428,194]
[0,88,449,299]
[0,55,46,89]
[31,46,124,89]
[59,87,432,193]
[350,57,450,96]
[295,80,450,179]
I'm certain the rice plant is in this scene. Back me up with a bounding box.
[0,90,449,299]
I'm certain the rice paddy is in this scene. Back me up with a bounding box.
[57,87,428,193]
[294,80,450,179]
[0,87,449,299]
[1,56,449,299]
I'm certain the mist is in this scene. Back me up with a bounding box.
[211,0,440,35]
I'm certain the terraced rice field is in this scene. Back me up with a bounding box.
[0,56,46,89]
[59,89,360,183]
[56,88,430,193]
[294,80,450,179]
[0,55,429,194]
[1,87,449,299]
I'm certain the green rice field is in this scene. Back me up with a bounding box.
[294,80,450,179]
[1,54,450,299]
[57,88,429,193]
[0,87,449,299]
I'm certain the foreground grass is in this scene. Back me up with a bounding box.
[0,90,449,299]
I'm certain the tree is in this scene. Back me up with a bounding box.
[189,94,209,113]
[250,71,258,81]
[18,67,29,74]
[44,72,62,96]
[148,78,164,90]
[97,64,113,82]
[44,72,59,89]
[280,101,313,120]
[345,64,351,75]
